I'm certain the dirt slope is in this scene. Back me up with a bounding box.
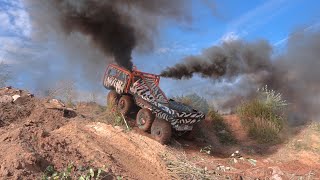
[0,87,320,179]
[0,87,174,179]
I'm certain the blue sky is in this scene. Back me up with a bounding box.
[135,0,320,72]
[0,0,320,100]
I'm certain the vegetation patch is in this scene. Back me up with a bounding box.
[207,110,237,145]
[97,104,131,130]
[42,164,108,180]
[237,85,287,144]
[160,152,228,179]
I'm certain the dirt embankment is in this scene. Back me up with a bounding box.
[0,87,172,179]
[0,87,320,179]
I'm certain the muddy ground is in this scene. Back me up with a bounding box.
[0,87,319,179]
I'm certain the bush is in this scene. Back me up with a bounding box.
[237,85,287,143]
[42,164,106,180]
[97,103,131,130]
[173,93,209,114]
[45,80,78,107]
[207,110,237,145]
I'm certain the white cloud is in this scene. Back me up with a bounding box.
[8,8,31,37]
[220,32,239,43]
[0,12,11,31]
[155,47,170,54]
[155,41,200,56]
[0,36,36,64]
[0,0,33,64]
[274,22,320,47]
[217,0,295,42]
[0,0,31,37]
[228,0,290,31]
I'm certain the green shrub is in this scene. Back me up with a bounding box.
[207,110,237,145]
[100,104,130,130]
[42,164,105,180]
[237,85,287,143]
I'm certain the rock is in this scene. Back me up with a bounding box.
[49,99,65,108]
[13,95,30,105]
[0,95,13,104]
[12,95,21,102]
[27,93,34,98]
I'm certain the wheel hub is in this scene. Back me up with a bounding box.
[119,100,125,109]
[139,113,146,125]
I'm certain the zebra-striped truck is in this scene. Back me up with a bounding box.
[103,64,205,144]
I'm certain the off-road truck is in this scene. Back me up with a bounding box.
[103,64,205,144]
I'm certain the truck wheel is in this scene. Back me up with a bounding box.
[107,90,119,107]
[151,119,172,144]
[136,108,155,132]
[118,95,133,116]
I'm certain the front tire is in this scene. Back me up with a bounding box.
[118,95,133,116]
[107,90,119,107]
[151,119,172,144]
[136,108,155,132]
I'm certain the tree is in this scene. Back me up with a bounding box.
[0,61,10,87]
[45,79,78,107]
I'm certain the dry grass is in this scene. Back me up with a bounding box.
[207,110,237,145]
[45,80,78,107]
[289,122,320,153]
[95,103,130,130]
[237,86,287,144]
[160,150,228,180]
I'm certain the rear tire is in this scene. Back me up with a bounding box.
[136,108,155,132]
[118,95,133,116]
[107,90,119,107]
[151,119,172,144]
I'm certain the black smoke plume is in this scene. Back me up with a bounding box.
[25,0,191,70]
[161,40,273,80]
[161,30,320,124]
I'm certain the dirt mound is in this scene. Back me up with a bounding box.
[0,87,36,127]
[1,87,320,179]
[0,87,173,179]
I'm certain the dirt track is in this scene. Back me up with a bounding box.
[0,87,320,179]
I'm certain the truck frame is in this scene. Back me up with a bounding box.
[103,64,205,144]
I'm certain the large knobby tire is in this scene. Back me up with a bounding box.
[151,119,172,144]
[107,90,119,107]
[136,108,155,132]
[118,95,133,116]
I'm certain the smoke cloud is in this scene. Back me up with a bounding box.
[161,30,320,124]
[161,40,273,80]
[24,0,191,70]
